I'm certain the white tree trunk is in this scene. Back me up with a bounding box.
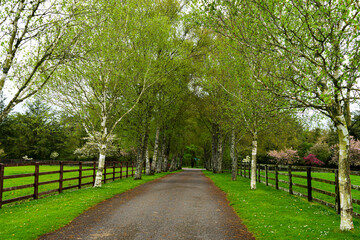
[160,135,167,172]
[134,129,149,180]
[177,151,183,170]
[145,147,150,175]
[204,144,211,170]
[335,115,354,230]
[156,152,163,173]
[250,131,257,190]
[214,132,223,173]
[211,124,218,172]
[169,154,177,172]
[163,155,168,172]
[93,109,108,187]
[0,72,9,91]
[134,151,143,180]
[94,145,106,187]
[230,128,237,181]
[151,126,160,174]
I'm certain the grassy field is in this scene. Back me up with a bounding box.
[2,164,135,204]
[204,171,360,240]
[0,170,177,240]
[240,168,360,214]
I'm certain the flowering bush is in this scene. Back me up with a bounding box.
[303,154,325,166]
[268,148,299,165]
[330,136,360,166]
[242,155,250,163]
[50,151,59,160]
[22,155,33,161]
[74,133,121,158]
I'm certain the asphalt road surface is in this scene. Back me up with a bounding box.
[40,169,255,240]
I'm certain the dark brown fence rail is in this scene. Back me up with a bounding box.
[0,160,137,208]
[238,163,360,217]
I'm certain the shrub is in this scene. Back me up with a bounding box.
[268,148,299,165]
[50,151,59,160]
[303,154,325,166]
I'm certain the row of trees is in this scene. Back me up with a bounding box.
[0,0,191,179]
[194,0,360,231]
[1,0,359,231]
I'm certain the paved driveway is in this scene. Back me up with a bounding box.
[40,169,255,240]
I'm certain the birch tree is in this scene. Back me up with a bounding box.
[46,0,162,187]
[130,0,195,179]
[198,0,360,230]
[0,0,90,121]
[224,55,282,189]
[150,124,161,174]
[192,36,229,173]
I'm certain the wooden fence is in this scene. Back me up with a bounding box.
[239,163,360,217]
[0,160,138,208]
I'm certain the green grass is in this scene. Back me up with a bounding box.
[240,169,360,214]
[2,165,136,203]
[0,171,177,240]
[204,171,360,240]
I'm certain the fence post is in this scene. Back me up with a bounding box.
[132,160,134,177]
[113,162,116,181]
[307,166,312,201]
[255,164,257,182]
[258,164,261,183]
[34,162,40,200]
[59,161,64,193]
[265,165,268,186]
[79,162,82,189]
[126,161,129,178]
[245,163,247,178]
[243,163,245,177]
[335,169,340,214]
[288,165,293,194]
[0,163,4,208]
[275,165,279,190]
[120,162,123,179]
[104,162,107,183]
[93,161,96,185]
[248,163,251,179]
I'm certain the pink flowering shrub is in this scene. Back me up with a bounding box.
[330,136,360,166]
[303,154,325,166]
[268,148,299,165]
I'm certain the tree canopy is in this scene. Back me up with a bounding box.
[0,0,359,231]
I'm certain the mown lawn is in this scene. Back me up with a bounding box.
[0,171,177,240]
[241,168,360,214]
[204,171,360,240]
[2,165,135,203]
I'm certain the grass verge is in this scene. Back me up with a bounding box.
[241,169,360,213]
[3,165,136,202]
[0,171,178,240]
[204,171,360,240]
